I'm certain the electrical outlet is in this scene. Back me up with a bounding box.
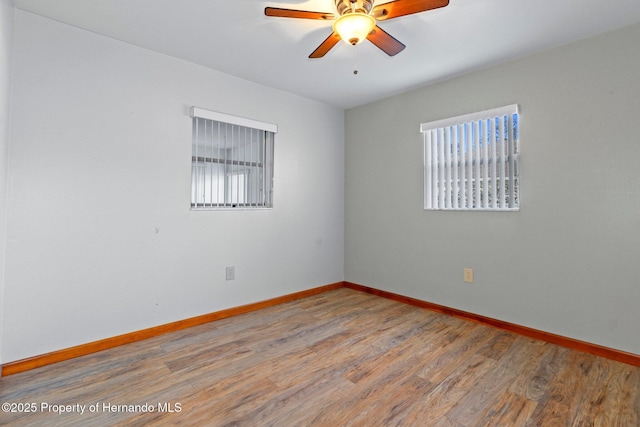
[226,266,235,281]
[463,268,474,283]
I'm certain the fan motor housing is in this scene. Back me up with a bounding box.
[335,0,374,15]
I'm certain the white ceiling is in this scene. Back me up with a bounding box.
[13,0,640,109]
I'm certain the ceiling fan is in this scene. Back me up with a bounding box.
[265,0,449,58]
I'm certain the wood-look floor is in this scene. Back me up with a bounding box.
[1,288,638,426]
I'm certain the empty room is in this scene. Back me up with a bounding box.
[0,0,639,425]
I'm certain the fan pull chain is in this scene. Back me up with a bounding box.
[353,45,359,75]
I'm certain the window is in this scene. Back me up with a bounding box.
[190,107,276,209]
[421,104,520,211]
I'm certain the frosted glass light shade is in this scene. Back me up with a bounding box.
[333,13,375,45]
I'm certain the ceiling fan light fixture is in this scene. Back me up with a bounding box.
[333,13,376,45]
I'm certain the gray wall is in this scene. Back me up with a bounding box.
[0,0,14,367]
[3,10,344,363]
[345,23,640,354]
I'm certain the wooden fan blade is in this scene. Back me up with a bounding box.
[367,26,406,56]
[309,32,341,58]
[265,7,336,20]
[372,0,449,21]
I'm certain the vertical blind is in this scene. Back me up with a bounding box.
[421,105,520,211]
[191,108,276,209]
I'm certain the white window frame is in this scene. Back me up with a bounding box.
[190,107,276,210]
[421,105,520,211]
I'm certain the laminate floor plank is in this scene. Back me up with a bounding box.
[396,354,496,426]
[528,348,593,426]
[507,342,565,402]
[416,321,495,384]
[481,390,538,427]
[597,363,639,426]
[421,335,544,426]
[1,288,639,426]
